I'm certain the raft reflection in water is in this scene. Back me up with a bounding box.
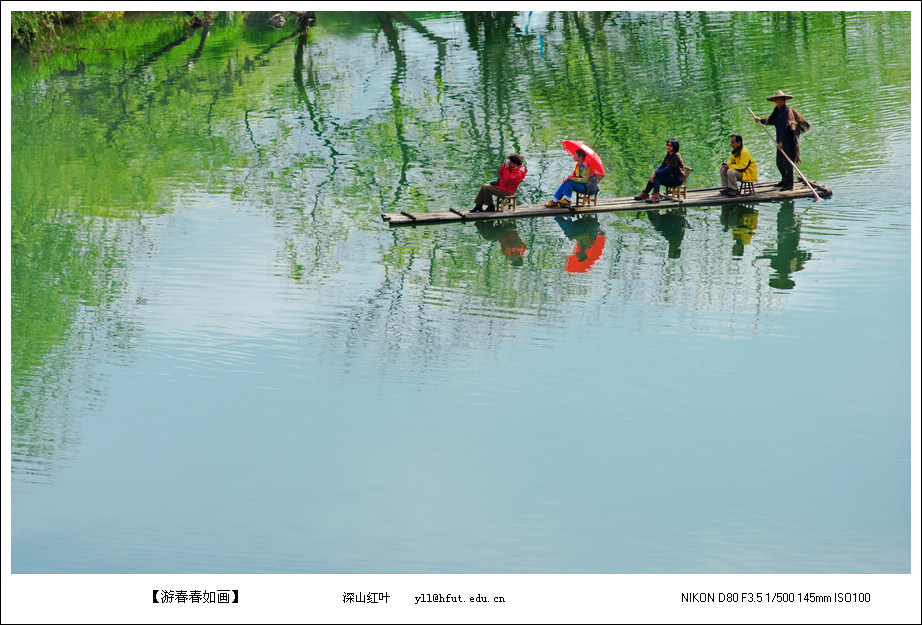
[475,219,528,266]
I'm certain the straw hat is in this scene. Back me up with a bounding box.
[767,90,794,102]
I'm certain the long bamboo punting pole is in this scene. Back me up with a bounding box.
[747,106,821,201]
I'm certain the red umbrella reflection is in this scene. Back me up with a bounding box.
[566,234,606,273]
[561,140,605,177]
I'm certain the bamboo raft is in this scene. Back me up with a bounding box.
[381,180,832,227]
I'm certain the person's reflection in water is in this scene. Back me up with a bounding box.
[758,200,811,289]
[555,215,606,272]
[720,204,759,257]
[475,219,527,266]
[646,208,688,259]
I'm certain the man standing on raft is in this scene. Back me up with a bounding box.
[756,90,810,191]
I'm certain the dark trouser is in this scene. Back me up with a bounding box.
[475,184,509,206]
[644,173,682,194]
[777,142,796,186]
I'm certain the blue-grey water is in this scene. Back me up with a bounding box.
[9,10,913,587]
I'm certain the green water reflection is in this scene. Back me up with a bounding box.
[10,11,912,573]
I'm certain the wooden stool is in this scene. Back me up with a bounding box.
[740,181,755,195]
[574,191,599,207]
[666,166,693,201]
[665,185,686,200]
[575,173,603,208]
[498,195,517,212]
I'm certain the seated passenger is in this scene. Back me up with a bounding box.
[544,149,594,208]
[634,139,684,203]
[719,134,757,197]
[472,154,527,212]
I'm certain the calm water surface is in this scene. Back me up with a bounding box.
[10,11,912,574]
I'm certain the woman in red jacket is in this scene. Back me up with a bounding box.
[472,154,527,212]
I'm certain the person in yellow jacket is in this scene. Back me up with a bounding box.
[719,134,757,197]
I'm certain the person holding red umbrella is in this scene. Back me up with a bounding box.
[544,147,597,208]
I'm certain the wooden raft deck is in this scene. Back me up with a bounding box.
[381,180,832,227]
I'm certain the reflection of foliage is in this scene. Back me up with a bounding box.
[258,10,910,299]
[11,11,65,51]
[514,11,910,196]
[9,12,912,468]
[11,12,187,74]
[12,10,912,296]
[10,190,143,481]
[11,14,302,472]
